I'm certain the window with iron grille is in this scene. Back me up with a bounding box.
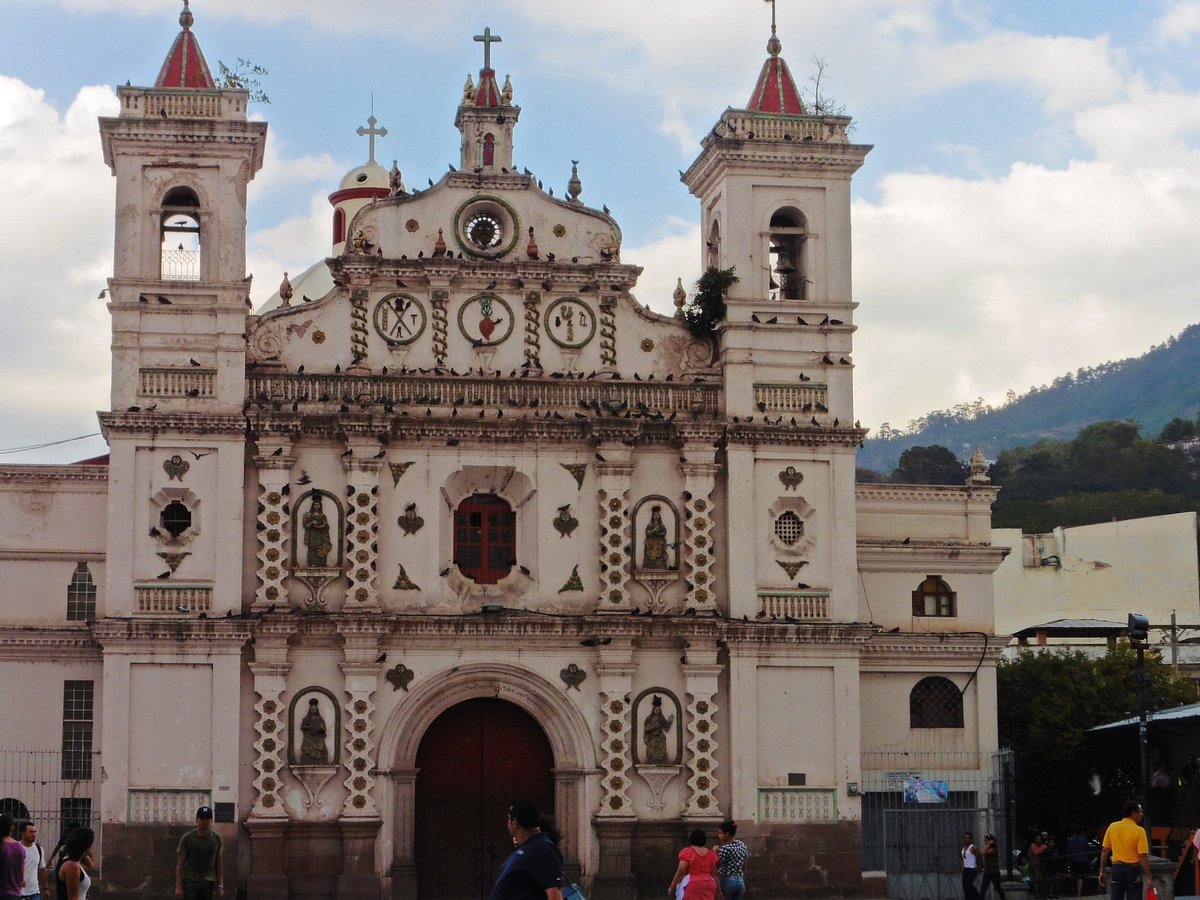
[453,494,515,584]
[67,562,96,622]
[910,676,964,728]
[60,797,92,829]
[774,511,804,545]
[911,575,956,617]
[61,681,94,780]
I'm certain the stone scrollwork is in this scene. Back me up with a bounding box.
[249,686,287,817]
[559,662,586,691]
[561,463,587,489]
[553,505,578,538]
[597,691,633,816]
[163,454,190,481]
[778,465,804,490]
[342,690,379,816]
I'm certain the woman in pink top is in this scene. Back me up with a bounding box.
[667,829,724,900]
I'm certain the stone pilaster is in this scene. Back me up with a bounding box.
[248,651,290,817]
[678,437,720,612]
[254,443,294,609]
[341,441,382,611]
[337,618,385,818]
[682,653,724,820]
[595,647,638,819]
[594,442,635,613]
[386,768,419,900]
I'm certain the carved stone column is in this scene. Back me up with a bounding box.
[387,768,419,900]
[553,767,586,882]
[678,430,720,613]
[594,441,635,613]
[682,652,724,821]
[342,439,382,611]
[337,618,385,819]
[593,648,639,900]
[246,619,292,898]
[253,442,294,609]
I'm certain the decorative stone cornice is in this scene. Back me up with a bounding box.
[856,483,1001,503]
[0,549,105,562]
[0,626,101,661]
[99,412,246,436]
[856,541,1010,574]
[726,423,866,448]
[0,466,108,485]
[861,632,1007,668]
[91,618,253,653]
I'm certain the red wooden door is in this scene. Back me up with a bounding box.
[415,698,556,900]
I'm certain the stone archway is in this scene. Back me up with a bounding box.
[376,663,596,900]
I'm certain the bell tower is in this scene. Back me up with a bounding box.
[454,26,521,171]
[93,2,264,872]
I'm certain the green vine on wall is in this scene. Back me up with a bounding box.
[682,266,738,338]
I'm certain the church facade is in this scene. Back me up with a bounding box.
[0,6,1008,899]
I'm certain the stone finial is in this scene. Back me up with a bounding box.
[462,74,476,105]
[567,160,582,202]
[388,160,406,195]
[526,226,539,259]
[673,277,687,316]
[501,74,514,106]
[967,448,991,485]
[180,0,194,30]
[278,272,293,307]
[432,228,447,258]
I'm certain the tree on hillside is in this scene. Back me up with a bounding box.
[892,445,966,485]
[999,646,1197,835]
[1160,417,1198,442]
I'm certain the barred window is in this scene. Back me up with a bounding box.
[61,681,94,780]
[774,511,804,546]
[60,797,92,829]
[910,676,964,728]
[911,575,956,617]
[67,562,96,622]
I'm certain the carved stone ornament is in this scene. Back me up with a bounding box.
[388,461,414,486]
[559,663,587,691]
[561,463,587,489]
[553,505,578,538]
[163,455,190,482]
[398,503,425,535]
[385,663,415,692]
[393,564,420,591]
[559,565,584,593]
[777,559,808,580]
[291,568,342,609]
[635,764,682,814]
[157,551,191,573]
[290,765,339,809]
[778,466,803,490]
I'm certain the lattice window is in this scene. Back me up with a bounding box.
[912,575,956,617]
[161,501,192,539]
[61,681,94,780]
[60,797,92,829]
[910,676,964,729]
[774,511,804,546]
[454,494,515,584]
[66,562,96,622]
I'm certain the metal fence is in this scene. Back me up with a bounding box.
[0,748,101,849]
[862,749,1014,900]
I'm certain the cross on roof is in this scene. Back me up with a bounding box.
[765,0,776,32]
[356,114,388,164]
[474,26,502,70]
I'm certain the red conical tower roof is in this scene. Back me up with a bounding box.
[746,28,805,115]
[155,1,216,90]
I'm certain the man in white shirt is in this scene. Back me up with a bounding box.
[17,822,46,900]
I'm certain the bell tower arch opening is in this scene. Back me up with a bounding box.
[768,206,808,300]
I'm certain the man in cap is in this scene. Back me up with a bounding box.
[175,806,223,899]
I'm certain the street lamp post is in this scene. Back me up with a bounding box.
[1129,612,1151,831]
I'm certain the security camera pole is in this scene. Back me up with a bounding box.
[1128,612,1151,831]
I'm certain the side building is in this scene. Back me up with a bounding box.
[0,7,1009,898]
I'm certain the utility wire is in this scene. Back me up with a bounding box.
[0,432,103,457]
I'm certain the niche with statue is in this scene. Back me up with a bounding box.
[287,687,340,809]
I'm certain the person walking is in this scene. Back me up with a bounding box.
[0,815,25,900]
[979,834,1006,900]
[175,807,224,899]
[715,821,747,900]
[667,829,723,900]
[488,799,565,900]
[1098,801,1152,900]
[960,831,980,900]
[16,823,46,900]
[53,828,92,900]
[1030,833,1050,899]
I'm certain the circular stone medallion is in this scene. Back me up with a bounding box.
[458,294,515,346]
[545,297,596,349]
[373,294,426,345]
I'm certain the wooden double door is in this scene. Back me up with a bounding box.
[415,698,556,899]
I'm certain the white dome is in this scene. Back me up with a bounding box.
[337,161,389,191]
[256,258,335,314]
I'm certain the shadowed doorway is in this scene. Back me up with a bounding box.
[415,697,556,899]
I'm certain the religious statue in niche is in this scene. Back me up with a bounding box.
[304,495,333,567]
[642,695,674,764]
[642,506,669,570]
[289,688,338,767]
[299,698,328,764]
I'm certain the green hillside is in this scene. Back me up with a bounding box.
[858,324,1200,474]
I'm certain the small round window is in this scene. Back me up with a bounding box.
[774,511,804,546]
[467,212,503,250]
[162,501,192,539]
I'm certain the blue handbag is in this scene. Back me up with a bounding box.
[562,882,587,900]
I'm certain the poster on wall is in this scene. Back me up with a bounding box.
[903,777,949,804]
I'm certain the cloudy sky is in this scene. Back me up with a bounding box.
[3,0,1200,463]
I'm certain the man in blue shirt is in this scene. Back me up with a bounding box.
[488,800,564,900]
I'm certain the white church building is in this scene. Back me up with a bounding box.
[0,5,1009,898]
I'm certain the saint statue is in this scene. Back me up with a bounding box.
[642,695,674,765]
[304,495,332,567]
[641,505,668,570]
[299,698,328,764]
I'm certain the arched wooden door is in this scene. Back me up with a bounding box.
[415,698,556,900]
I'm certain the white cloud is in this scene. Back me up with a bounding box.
[623,218,700,318]
[1157,1,1200,44]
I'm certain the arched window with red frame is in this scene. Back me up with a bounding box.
[454,494,515,584]
[333,207,346,245]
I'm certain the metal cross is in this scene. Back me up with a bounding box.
[474,26,502,70]
[765,0,776,32]
[356,114,388,164]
